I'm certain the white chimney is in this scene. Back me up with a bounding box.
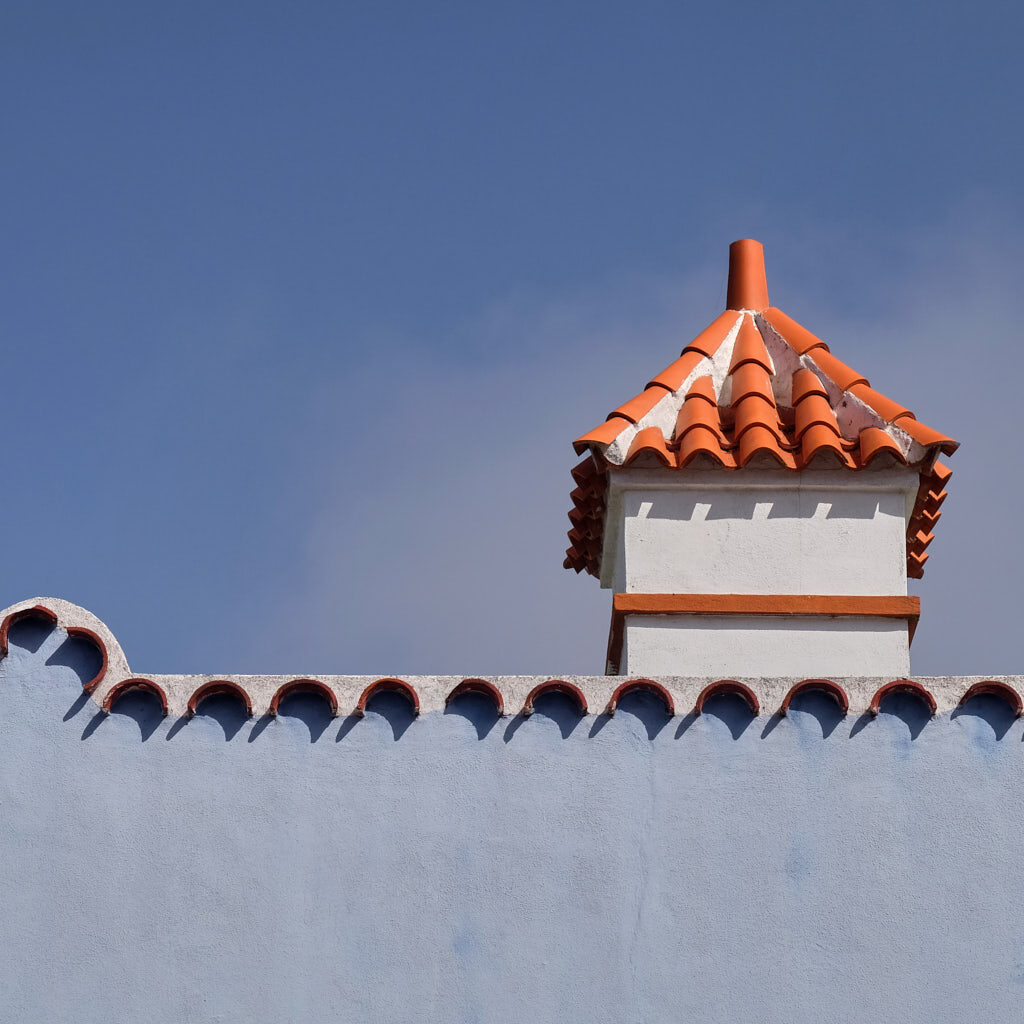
[566,240,956,678]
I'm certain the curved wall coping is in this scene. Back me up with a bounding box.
[2,597,1020,720]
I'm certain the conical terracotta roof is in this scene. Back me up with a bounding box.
[565,240,957,581]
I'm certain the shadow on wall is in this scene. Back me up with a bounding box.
[504,691,585,741]
[0,617,107,734]
[48,633,103,687]
[849,691,934,740]
[74,687,1019,745]
[676,692,757,740]
[169,694,250,741]
[8,616,1024,745]
[341,690,417,742]
[761,691,846,739]
[590,689,674,740]
[7,617,52,655]
[953,694,1019,741]
[82,690,164,741]
[444,691,501,739]
[642,491,881,523]
[5,616,104,684]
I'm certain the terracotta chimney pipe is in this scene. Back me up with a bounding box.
[726,239,769,311]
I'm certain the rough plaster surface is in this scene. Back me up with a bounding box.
[2,612,1023,1024]
[614,479,911,596]
[601,465,919,592]
[621,614,912,677]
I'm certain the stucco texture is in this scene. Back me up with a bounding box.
[2,617,1022,1024]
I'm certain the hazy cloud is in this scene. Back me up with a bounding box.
[250,209,1023,676]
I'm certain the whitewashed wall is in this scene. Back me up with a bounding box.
[605,467,920,676]
[621,615,911,676]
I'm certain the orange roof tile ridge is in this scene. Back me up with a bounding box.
[728,314,775,373]
[752,314,808,408]
[573,417,631,455]
[608,386,668,425]
[625,426,673,467]
[796,349,899,447]
[759,308,830,356]
[682,310,744,359]
[595,314,745,467]
[762,307,956,462]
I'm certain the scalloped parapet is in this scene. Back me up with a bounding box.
[2,598,1021,724]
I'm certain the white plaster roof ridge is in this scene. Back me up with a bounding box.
[708,310,745,404]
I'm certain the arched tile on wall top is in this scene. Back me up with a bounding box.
[0,604,58,654]
[780,679,849,716]
[355,678,420,718]
[64,627,110,694]
[102,678,169,716]
[694,680,760,716]
[187,680,254,718]
[0,597,130,698]
[270,679,339,718]
[446,679,504,717]
[959,681,1023,717]
[606,678,675,717]
[522,680,588,717]
[869,679,937,717]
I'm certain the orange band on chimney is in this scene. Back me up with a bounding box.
[605,592,921,675]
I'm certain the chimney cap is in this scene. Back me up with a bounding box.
[727,239,769,311]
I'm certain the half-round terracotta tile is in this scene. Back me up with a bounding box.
[847,383,914,424]
[791,367,829,404]
[810,350,869,391]
[574,417,630,455]
[728,315,773,373]
[677,427,737,468]
[647,349,704,392]
[732,395,787,442]
[857,426,907,466]
[897,417,959,454]
[609,387,667,425]
[800,424,856,468]
[729,362,777,404]
[685,375,718,405]
[794,392,842,439]
[683,310,743,358]
[761,308,829,355]
[738,425,797,468]
[675,398,727,443]
[625,426,673,466]
[958,681,1023,717]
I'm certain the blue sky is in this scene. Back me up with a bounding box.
[1,1,1021,674]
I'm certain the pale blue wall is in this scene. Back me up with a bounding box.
[2,618,1023,1024]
